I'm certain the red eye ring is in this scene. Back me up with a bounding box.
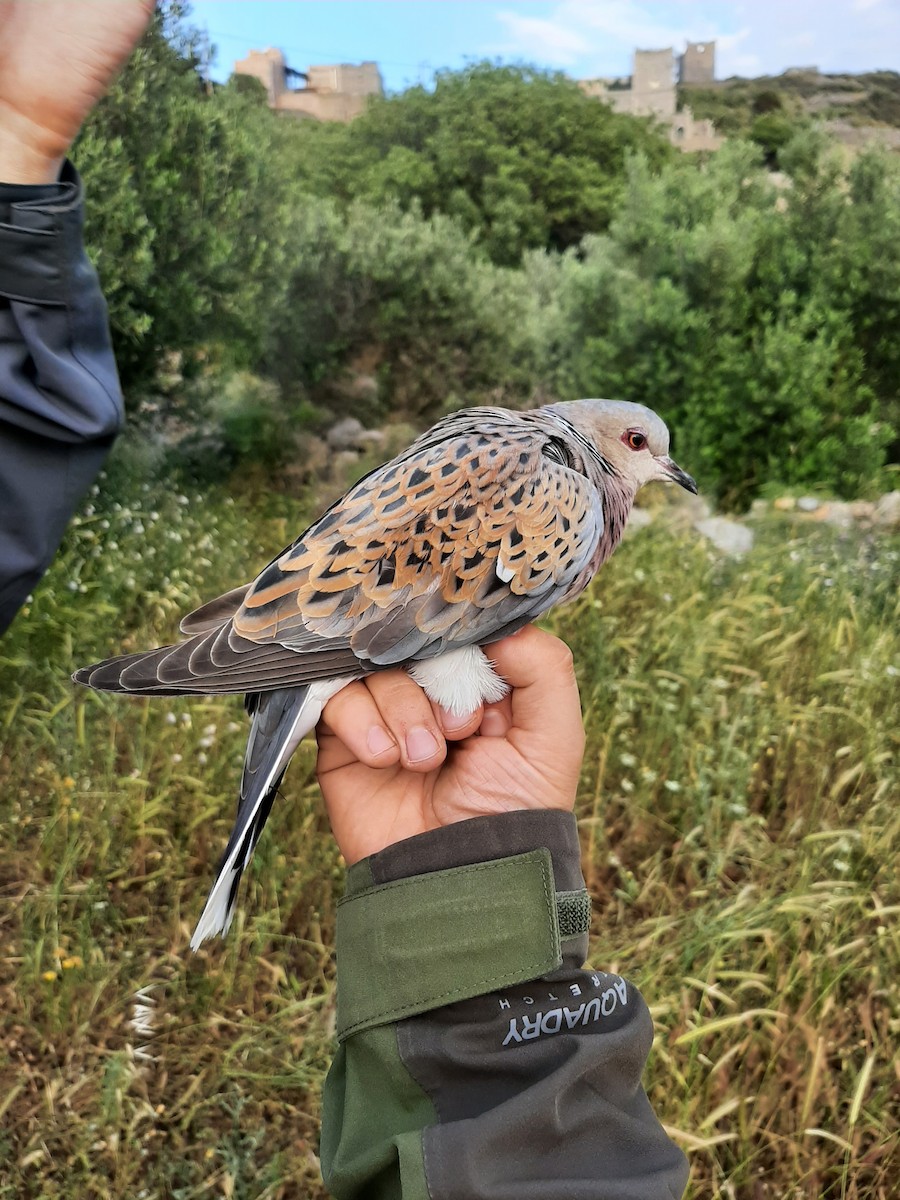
[624,430,647,451]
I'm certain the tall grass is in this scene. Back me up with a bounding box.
[0,472,897,1199]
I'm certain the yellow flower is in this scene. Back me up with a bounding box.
[62,956,84,970]
[42,971,57,982]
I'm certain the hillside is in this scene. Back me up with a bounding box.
[680,68,900,150]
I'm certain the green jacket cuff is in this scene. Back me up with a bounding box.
[335,810,589,1041]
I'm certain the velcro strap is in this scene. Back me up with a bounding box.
[556,888,593,938]
[336,849,591,1041]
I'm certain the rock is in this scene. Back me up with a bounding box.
[301,434,331,478]
[624,507,654,536]
[660,490,712,528]
[331,449,364,479]
[874,491,900,528]
[849,500,876,522]
[326,417,385,453]
[797,496,820,513]
[819,501,855,529]
[774,496,796,511]
[695,517,754,557]
[327,417,365,451]
[345,373,380,405]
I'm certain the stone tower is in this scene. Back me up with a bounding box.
[679,41,715,85]
[630,48,677,117]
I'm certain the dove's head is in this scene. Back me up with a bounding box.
[548,398,698,497]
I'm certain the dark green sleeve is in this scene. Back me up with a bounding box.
[321,809,689,1200]
[0,161,123,634]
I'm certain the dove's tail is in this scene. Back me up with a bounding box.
[189,678,352,950]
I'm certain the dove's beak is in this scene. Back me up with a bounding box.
[659,456,698,495]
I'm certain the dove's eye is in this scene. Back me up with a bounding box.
[624,430,647,451]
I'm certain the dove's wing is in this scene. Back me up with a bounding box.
[75,410,603,695]
[179,584,252,634]
[234,410,603,667]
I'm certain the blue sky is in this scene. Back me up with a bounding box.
[188,1,900,92]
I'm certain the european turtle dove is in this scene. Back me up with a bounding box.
[74,398,696,946]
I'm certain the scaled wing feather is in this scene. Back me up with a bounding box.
[234,411,603,668]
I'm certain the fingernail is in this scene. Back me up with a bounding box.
[406,726,439,763]
[481,709,506,737]
[367,726,395,756]
[439,705,474,732]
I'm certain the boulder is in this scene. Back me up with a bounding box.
[624,507,654,537]
[327,416,365,451]
[695,517,754,557]
[327,417,385,453]
[874,491,900,528]
[819,501,855,529]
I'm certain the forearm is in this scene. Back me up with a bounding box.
[321,809,688,1200]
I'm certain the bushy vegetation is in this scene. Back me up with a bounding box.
[70,4,898,508]
[534,137,897,507]
[680,70,900,135]
[0,475,896,1198]
[288,62,673,265]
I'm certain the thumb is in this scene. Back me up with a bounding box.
[485,626,585,776]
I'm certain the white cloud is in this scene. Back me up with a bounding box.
[488,0,900,80]
[495,10,592,65]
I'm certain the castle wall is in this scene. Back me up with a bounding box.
[233,50,383,123]
[579,42,722,152]
[233,48,287,104]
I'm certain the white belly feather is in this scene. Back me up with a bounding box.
[407,645,509,716]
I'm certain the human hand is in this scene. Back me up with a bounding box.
[316,626,585,864]
[0,0,154,183]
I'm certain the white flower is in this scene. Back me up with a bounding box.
[663,780,681,793]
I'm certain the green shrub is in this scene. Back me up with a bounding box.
[535,138,895,507]
[266,198,537,420]
[288,62,673,266]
